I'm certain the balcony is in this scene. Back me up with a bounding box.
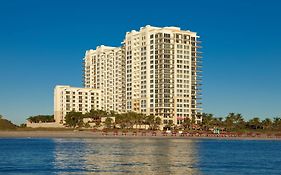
[191,40,202,44]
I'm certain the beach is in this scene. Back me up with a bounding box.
[0,130,280,140]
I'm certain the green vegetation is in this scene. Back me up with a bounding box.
[64,111,84,128]
[63,110,281,132]
[27,115,55,123]
[64,110,162,130]
[200,112,281,132]
[104,117,113,129]
[1,111,281,133]
[0,115,18,130]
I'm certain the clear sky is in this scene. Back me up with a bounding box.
[0,0,280,124]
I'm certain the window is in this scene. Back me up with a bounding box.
[164,33,170,38]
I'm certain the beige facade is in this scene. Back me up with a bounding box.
[54,85,101,124]
[83,45,125,113]
[54,25,202,126]
[123,25,202,125]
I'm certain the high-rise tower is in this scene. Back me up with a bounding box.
[80,25,202,126]
[83,45,125,113]
[123,25,202,125]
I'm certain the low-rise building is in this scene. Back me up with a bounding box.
[54,85,101,124]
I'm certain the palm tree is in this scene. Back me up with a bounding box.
[224,113,236,131]
[182,118,191,130]
[261,118,273,130]
[201,113,214,130]
[126,112,137,128]
[136,113,145,129]
[248,117,261,129]
[130,112,140,128]
[165,120,174,130]
[64,110,83,128]
[115,114,126,129]
[145,115,155,130]
[104,117,113,129]
[273,117,281,130]
[154,117,162,130]
[107,110,115,121]
[212,118,222,128]
[233,113,245,130]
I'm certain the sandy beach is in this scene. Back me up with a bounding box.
[0,130,280,140]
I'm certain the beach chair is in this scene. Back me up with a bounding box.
[102,131,108,136]
[247,132,253,137]
[151,131,157,136]
[132,131,137,136]
[274,133,281,138]
[113,131,118,136]
[237,132,243,137]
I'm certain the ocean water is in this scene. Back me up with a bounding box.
[0,138,280,175]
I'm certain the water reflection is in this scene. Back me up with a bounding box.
[53,138,200,174]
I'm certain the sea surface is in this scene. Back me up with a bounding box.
[0,138,280,175]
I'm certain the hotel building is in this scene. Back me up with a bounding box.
[123,25,202,125]
[54,85,101,124]
[54,25,202,126]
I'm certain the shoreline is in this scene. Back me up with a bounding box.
[0,131,280,141]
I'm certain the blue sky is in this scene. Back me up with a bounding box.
[0,0,280,124]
